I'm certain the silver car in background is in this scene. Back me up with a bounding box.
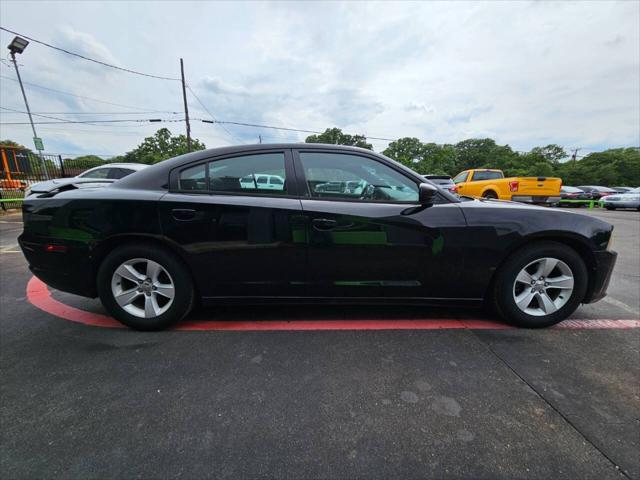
[25,163,148,197]
[600,187,640,210]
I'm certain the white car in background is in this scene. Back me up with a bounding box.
[239,174,285,191]
[25,163,148,197]
[600,187,640,210]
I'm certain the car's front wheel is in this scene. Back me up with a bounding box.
[492,242,588,328]
[97,244,194,330]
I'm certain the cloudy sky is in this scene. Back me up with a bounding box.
[0,1,638,158]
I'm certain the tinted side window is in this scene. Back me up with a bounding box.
[109,168,135,179]
[209,153,286,194]
[453,171,469,184]
[472,171,503,181]
[179,164,207,191]
[299,152,418,202]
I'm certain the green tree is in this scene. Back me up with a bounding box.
[305,128,373,150]
[0,139,30,151]
[63,155,105,169]
[382,137,424,168]
[529,144,567,164]
[123,128,206,164]
[454,138,518,172]
[421,143,458,175]
[556,148,640,186]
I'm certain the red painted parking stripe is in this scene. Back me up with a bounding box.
[27,276,122,328]
[26,276,639,331]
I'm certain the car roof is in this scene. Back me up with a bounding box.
[115,143,414,189]
[92,163,148,170]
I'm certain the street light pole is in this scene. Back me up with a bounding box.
[8,37,48,179]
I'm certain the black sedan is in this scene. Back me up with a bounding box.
[19,144,617,330]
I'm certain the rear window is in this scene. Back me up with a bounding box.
[472,171,503,181]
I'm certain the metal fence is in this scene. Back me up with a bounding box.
[0,146,107,210]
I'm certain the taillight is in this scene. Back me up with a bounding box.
[509,181,519,192]
[450,185,458,193]
[45,244,67,253]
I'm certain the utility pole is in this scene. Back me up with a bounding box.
[571,148,581,163]
[180,58,192,152]
[8,40,49,179]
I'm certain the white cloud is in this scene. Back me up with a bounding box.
[0,0,638,156]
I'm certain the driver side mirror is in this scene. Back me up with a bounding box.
[418,183,438,206]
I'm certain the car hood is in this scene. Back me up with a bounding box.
[457,197,613,249]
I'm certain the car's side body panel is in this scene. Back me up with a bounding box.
[20,188,165,297]
[299,200,468,298]
[158,193,307,297]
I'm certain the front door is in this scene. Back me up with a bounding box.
[294,150,466,298]
[159,149,307,298]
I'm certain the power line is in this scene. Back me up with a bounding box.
[0,26,180,81]
[0,74,175,112]
[200,118,396,142]
[0,110,179,115]
[185,84,240,142]
[0,118,187,125]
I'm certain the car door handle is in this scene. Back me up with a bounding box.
[312,218,338,231]
[171,208,196,221]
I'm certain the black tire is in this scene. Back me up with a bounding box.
[605,206,615,210]
[491,241,588,328]
[483,190,498,199]
[97,243,195,331]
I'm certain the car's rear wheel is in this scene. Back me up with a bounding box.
[605,205,615,210]
[483,190,498,199]
[97,244,194,330]
[492,242,588,328]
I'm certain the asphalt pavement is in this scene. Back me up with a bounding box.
[1,207,638,479]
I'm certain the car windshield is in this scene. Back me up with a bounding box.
[562,187,583,193]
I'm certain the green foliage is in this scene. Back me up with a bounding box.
[123,128,206,164]
[380,135,638,186]
[62,155,105,169]
[555,148,640,186]
[1,139,32,154]
[305,128,373,150]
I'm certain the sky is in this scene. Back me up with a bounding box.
[0,1,638,158]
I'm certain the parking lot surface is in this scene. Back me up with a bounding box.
[1,208,639,479]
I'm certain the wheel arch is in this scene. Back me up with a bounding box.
[91,234,200,299]
[481,187,499,198]
[485,233,598,302]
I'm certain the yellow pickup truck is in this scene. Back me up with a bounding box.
[452,169,562,204]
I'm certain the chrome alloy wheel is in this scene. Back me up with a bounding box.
[111,258,175,319]
[512,257,574,317]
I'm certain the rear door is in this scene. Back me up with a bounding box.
[159,149,307,298]
[293,149,467,298]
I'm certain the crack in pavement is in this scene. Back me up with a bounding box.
[468,329,632,480]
